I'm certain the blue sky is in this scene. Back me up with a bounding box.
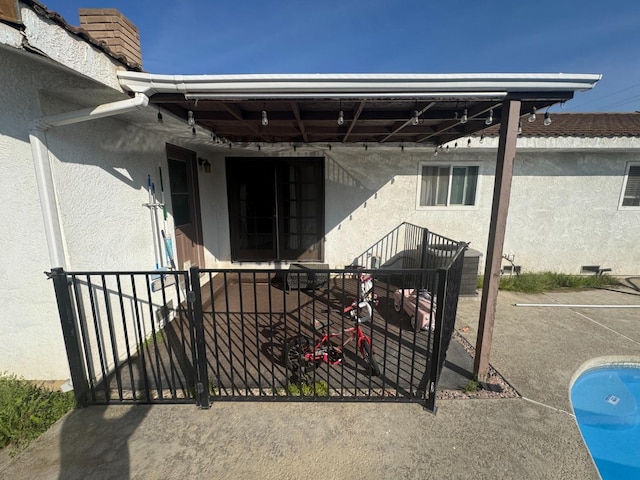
[47,0,640,112]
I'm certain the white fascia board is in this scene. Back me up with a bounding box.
[117,72,602,98]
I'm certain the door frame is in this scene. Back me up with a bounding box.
[166,143,205,269]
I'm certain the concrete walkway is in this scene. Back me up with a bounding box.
[2,286,639,479]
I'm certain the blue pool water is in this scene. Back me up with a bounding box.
[570,365,640,479]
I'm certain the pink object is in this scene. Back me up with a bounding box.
[393,289,436,332]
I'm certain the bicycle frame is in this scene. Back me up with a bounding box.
[285,270,382,379]
[305,322,372,366]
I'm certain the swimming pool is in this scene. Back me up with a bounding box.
[570,363,640,479]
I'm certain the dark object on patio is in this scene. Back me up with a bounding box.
[286,263,329,291]
[581,265,612,276]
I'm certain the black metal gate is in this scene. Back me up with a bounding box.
[49,224,466,412]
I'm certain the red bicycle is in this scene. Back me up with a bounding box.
[285,272,381,379]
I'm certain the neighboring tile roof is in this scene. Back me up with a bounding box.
[20,0,142,71]
[481,112,640,137]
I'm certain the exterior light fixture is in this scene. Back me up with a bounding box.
[157,111,163,123]
[187,110,195,126]
[261,109,268,126]
[518,121,523,135]
[485,109,493,126]
[337,110,344,126]
[454,142,458,149]
[412,110,420,126]
[544,111,552,126]
[479,133,485,143]
[528,107,537,122]
[198,157,211,173]
[467,138,472,147]
[192,126,196,136]
[460,109,468,124]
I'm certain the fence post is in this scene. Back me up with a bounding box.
[419,228,430,270]
[189,267,210,408]
[49,268,89,408]
[425,267,448,413]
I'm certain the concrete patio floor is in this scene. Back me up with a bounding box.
[2,285,639,479]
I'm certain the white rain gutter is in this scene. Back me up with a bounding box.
[29,93,149,269]
[117,72,602,98]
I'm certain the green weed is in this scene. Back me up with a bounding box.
[477,272,616,294]
[0,375,75,455]
[462,379,479,393]
[286,380,328,396]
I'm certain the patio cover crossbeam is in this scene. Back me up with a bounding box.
[342,100,366,143]
[290,102,308,143]
[380,102,435,143]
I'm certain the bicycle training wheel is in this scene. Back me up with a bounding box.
[360,337,381,377]
[284,335,314,380]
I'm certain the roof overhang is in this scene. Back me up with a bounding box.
[118,72,601,146]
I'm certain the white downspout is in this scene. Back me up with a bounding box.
[29,93,149,269]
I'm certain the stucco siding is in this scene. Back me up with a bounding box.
[203,146,639,276]
[506,151,640,274]
[0,49,68,379]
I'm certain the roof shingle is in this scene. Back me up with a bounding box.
[481,112,640,137]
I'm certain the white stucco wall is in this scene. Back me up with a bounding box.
[0,46,79,380]
[205,142,639,277]
[0,44,221,380]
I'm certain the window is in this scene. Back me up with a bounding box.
[621,164,640,207]
[419,164,478,207]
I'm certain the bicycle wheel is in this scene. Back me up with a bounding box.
[285,335,314,380]
[360,337,381,377]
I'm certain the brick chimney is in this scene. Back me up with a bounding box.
[79,8,142,68]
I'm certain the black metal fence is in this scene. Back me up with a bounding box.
[48,225,467,412]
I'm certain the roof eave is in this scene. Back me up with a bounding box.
[117,72,602,99]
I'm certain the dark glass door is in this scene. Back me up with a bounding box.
[226,157,324,262]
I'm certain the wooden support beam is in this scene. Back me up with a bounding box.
[473,98,521,381]
[289,102,308,143]
[342,101,366,142]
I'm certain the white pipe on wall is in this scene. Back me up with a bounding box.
[29,93,149,269]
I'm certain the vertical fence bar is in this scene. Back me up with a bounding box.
[101,274,123,401]
[207,272,223,397]
[145,274,163,400]
[71,274,96,403]
[189,267,210,408]
[237,272,249,395]
[86,274,110,402]
[130,274,151,402]
[115,274,137,402]
[49,268,89,407]
[425,268,448,413]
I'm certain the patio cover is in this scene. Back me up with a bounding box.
[117,72,600,146]
[117,71,602,379]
